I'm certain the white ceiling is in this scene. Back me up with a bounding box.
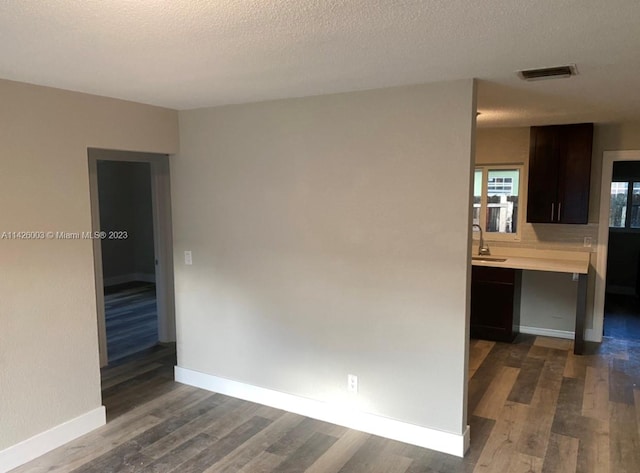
[1,0,639,126]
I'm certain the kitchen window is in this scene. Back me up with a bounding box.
[473,165,522,240]
[609,181,640,229]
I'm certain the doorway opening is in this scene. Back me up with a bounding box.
[88,149,176,368]
[595,150,640,341]
[603,160,640,340]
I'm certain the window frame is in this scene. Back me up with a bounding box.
[609,180,640,231]
[474,164,524,242]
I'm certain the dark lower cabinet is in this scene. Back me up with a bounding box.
[470,266,522,342]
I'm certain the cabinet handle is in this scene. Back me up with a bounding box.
[557,202,562,222]
[551,203,555,221]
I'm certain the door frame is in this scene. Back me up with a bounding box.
[88,149,176,367]
[593,149,640,341]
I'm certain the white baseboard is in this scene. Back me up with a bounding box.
[522,326,604,343]
[519,326,575,340]
[175,366,469,457]
[0,407,105,473]
[104,272,156,286]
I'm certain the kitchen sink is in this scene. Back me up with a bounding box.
[472,256,508,262]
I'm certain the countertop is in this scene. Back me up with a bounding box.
[470,247,590,274]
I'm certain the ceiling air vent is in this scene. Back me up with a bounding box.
[518,64,577,81]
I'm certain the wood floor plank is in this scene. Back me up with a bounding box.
[101,362,163,390]
[582,366,610,421]
[141,396,244,459]
[236,451,284,473]
[142,400,269,472]
[503,342,534,369]
[635,389,640,438]
[70,394,222,473]
[469,340,495,379]
[507,453,543,473]
[272,431,339,473]
[576,418,609,473]
[304,429,369,473]
[105,375,178,420]
[516,348,566,458]
[563,349,587,379]
[602,338,630,361]
[467,343,515,414]
[473,401,529,473]
[180,415,273,473]
[609,358,636,405]
[534,336,573,351]
[101,363,171,399]
[144,432,214,473]
[368,451,413,473]
[550,376,586,438]
[266,417,327,457]
[337,439,415,473]
[100,344,174,382]
[609,401,640,473]
[474,365,520,419]
[403,450,436,473]
[541,433,579,473]
[9,386,198,473]
[212,412,303,473]
[464,415,496,467]
[139,385,211,420]
[508,356,545,405]
[198,400,268,441]
[526,344,551,360]
[337,436,388,473]
[426,451,466,473]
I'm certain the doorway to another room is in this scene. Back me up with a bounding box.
[98,160,158,362]
[88,149,176,369]
[604,160,640,340]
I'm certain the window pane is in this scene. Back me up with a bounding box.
[632,183,640,228]
[485,169,519,233]
[609,182,628,228]
[473,169,482,226]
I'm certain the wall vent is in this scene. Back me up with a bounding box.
[518,64,577,81]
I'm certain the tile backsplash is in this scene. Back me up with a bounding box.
[482,223,599,252]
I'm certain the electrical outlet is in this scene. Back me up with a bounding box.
[583,237,592,248]
[184,250,192,265]
[347,374,358,393]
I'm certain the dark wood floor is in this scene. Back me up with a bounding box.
[104,282,158,363]
[604,293,640,340]
[12,335,640,472]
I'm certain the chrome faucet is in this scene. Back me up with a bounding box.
[472,224,491,256]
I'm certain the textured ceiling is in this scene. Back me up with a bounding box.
[0,0,639,125]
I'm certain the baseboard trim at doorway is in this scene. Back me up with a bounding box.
[0,407,106,473]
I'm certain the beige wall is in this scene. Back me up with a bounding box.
[591,122,640,222]
[475,122,640,334]
[173,80,476,434]
[0,79,178,450]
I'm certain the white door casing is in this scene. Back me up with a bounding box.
[593,150,640,341]
[88,149,176,367]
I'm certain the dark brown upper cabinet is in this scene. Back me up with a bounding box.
[526,123,593,224]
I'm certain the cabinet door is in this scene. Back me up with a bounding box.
[526,126,559,223]
[470,267,520,342]
[557,123,593,224]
